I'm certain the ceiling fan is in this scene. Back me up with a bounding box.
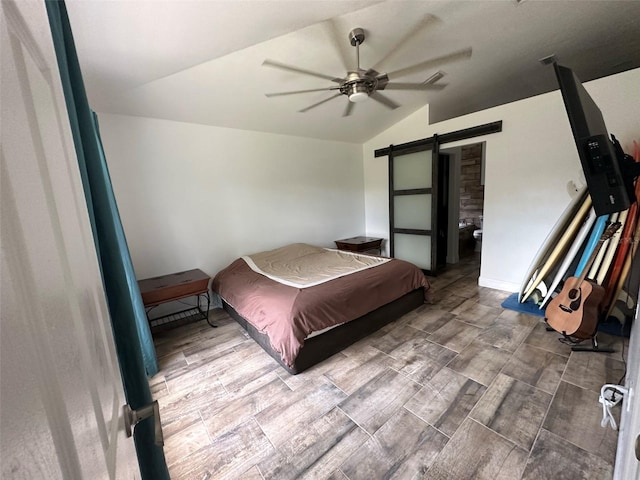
[263,16,472,117]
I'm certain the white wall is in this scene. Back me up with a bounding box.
[364,68,640,291]
[98,115,364,279]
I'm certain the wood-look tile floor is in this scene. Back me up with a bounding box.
[150,255,628,479]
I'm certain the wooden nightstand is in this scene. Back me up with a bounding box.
[334,236,383,255]
[138,269,216,330]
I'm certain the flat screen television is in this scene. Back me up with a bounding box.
[554,63,638,216]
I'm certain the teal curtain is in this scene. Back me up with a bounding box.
[45,1,168,478]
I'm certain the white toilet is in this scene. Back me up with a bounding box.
[473,216,483,252]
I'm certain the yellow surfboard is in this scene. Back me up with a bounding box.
[539,208,597,309]
[521,194,592,303]
[518,186,588,302]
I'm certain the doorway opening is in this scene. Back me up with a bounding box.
[378,120,500,277]
[441,142,486,267]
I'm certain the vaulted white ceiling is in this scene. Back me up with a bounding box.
[66,0,640,143]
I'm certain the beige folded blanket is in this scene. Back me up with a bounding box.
[242,243,389,288]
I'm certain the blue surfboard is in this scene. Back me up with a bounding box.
[573,214,609,276]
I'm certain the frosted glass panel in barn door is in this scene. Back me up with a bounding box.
[390,148,435,272]
[394,194,432,229]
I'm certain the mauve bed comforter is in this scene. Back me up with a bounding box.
[212,251,430,368]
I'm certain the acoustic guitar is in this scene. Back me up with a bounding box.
[546,222,621,339]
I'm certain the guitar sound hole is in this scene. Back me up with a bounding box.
[568,288,579,300]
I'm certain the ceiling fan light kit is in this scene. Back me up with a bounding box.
[263,19,472,116]
[348,84,369,103]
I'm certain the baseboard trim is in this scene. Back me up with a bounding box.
[478,276,518,292]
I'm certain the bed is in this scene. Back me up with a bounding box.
[212,243,430,374]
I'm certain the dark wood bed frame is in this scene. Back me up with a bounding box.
[222,288,425,375]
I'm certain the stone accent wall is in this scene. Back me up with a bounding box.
[459,143,484,228]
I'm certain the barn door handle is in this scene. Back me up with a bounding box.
[123,400,164,446]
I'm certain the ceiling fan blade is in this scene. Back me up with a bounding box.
[386,48,472,80]
[370,14,441,72]
[265,87,339,97]
[343,101,355,117]
[424,70,445,85]
[370,91,400,110]
[299,93,343,113]
[322,17,352,71]
[384,82,447,91]
[263,59,343,83]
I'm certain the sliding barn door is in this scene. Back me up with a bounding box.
[389,144,442,275]
[379,122,502,273]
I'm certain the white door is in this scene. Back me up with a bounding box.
[1,1,140,478]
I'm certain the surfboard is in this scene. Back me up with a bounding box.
[521,194,592,303]
[518,186,588,302]
[603,205,638,307]
[595,210,628,285]
[602,141,640,310]
[588,212,618,280]
[539,208,597,309]
[573,214,609,277]
[605,219,640,320]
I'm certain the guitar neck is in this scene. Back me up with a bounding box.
[573,221,622,290]
[574,238,606,288]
